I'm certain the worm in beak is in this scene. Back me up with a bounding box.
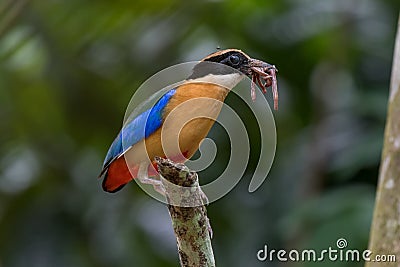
[249,59,279,110]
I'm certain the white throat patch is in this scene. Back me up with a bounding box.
[187,73,244,90]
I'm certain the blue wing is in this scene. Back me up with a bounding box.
[101,88,177,171]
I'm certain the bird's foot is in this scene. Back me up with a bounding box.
[137,162,166,195]
[137,175,166,195]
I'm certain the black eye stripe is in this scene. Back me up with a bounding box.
[190,51,249,79]
[204,51,245,64]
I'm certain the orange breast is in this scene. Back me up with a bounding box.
[163,82,229,158]
[123,82,229,168]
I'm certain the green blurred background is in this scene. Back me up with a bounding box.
[0,0,399,266]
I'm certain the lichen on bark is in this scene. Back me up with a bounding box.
[155,157,215,267]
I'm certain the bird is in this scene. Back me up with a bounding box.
[99,49,278,193]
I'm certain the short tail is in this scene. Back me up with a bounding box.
[100,157,162,193]
[100,157,136,193]
[102,172,128,193]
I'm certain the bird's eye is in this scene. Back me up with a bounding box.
[229,55,240,66]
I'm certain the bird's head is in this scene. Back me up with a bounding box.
[190,49,279,109]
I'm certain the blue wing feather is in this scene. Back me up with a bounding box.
[101,88,177,169]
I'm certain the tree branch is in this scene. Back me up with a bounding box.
[365,13,400,267]
[155,157,215,267]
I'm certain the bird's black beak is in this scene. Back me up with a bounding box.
[248,58,277,76]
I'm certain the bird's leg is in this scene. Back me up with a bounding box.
[136,162,166,195]
[136,161,209,208]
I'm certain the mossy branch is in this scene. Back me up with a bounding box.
[155,157,215,267]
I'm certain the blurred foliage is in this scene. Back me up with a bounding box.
[0,0,399,266]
